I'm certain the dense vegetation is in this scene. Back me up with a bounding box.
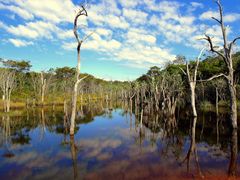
[0,52,239,114]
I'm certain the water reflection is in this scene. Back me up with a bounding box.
[228,128,238,177]
[0,101,239,179]
[70,135,78,180]
[182,117,204,178]
[1,116,14,158]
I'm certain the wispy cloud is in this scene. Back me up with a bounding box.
[0,0,239,73]
[8,38,33,47]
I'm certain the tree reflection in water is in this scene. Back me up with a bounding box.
[1,116,14,158]
[181,117,204,179]
[228,128,238,177]
[0,102,239,179]
[70,135,78,180]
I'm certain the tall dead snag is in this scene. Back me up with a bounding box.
[180,48,205,117]
[0,69,16,112]
[40,71,47,105]
[30,71,52,106]
[203,0,240,128]
[70,5,89,135]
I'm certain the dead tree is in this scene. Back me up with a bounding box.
[30,71,52,106]
[212,78,226,116]
[180,48,205,117]
[203,0,240,128]
[70,5,90,135]
[0,69,16,112]
[40,72,47,105]
[162,73,183,116]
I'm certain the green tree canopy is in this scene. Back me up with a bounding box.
[1,59,32,72]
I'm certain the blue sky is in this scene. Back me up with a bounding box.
[0,0,240,81]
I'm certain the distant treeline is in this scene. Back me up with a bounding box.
[0,52,239,111]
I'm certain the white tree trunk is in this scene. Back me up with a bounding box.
[190,82,197,117]
[70,82,78,135]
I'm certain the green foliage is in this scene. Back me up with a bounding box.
[0,52,240,108]
[1,59,32,72]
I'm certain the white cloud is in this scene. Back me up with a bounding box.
[224,14,240,23]
[200,11,240,23]
[105,15,129,29]
[5,21,58,39]
[191,2,204,9]
[126,30,156,45]
[4,0,78,24]
[1,0,239,76]
[8,38,33,47]
[62,36,122,52]
[200,11,219,21]
[0,3,34,20]
[116,45,175,66]
[122,8,148,25]
[61,41,76,51]
[57,29,74,39]
[96,28,112,38]
[144,0,181,13]
[119,0,138,8]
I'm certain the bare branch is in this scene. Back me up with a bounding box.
[203,34,227,63]
[229,36,240,52]
[194,47,205,82]
[211,17,221,24]
[215,0,223,23]
[214,0,228,49]
[231,37,240,45]
[73,5,88,45]
[186,62,191,82]
[198,73,228,82]
[77,75,89,84]
[82,31,94,42]
[179,67,186,75]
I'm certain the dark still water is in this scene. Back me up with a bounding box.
[0,103,239,179]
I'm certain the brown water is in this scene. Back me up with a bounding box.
[0,102,239,179]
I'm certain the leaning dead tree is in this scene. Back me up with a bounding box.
[0,69,16,112]
[203,0,240,128]
[70,5,90,135]
[180,48,205,117]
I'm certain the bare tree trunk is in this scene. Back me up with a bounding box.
[228,70,237,128]
[216,87,219,116]
[203,0,239,128]
[190,83,197,117]
[40,72,46,105]
[6,92,10,112]
[0,70,15,112]
[228,129,238,177]
[69,5,88,136]
[2,95,6,112]
[70,83,79,135]
[180,48,205,117]
[64,99,67,114]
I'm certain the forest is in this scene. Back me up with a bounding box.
[0,0,240,179]
[1,51,240,118]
